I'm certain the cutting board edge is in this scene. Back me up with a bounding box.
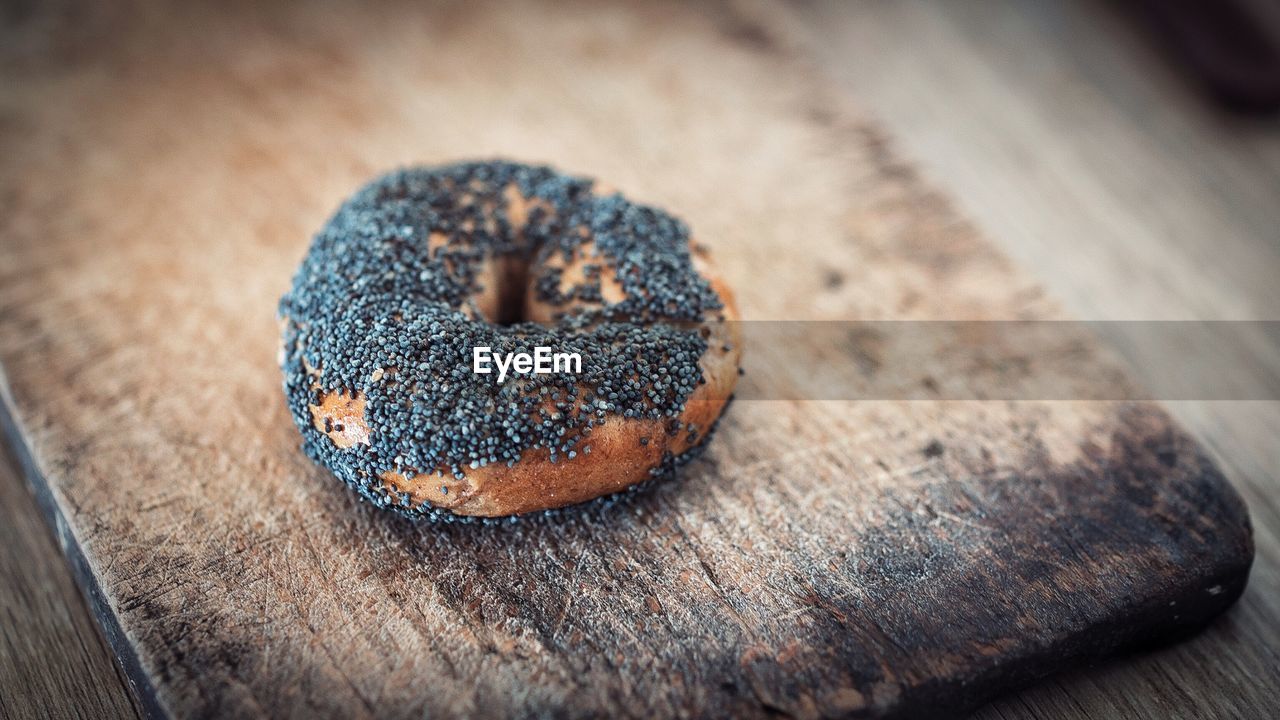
[915,436,1257,718]
[0,383,171,720]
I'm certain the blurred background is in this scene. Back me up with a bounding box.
[2,1,1278,718]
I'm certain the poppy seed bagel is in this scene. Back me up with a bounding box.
[279,161,741,520]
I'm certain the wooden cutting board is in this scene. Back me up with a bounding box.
[0,1,1254,718]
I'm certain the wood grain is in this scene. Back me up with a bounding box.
[0,1,1257,717]
[787,1,1280,717]
[0,439,142,720]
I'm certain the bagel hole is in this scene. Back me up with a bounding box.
[491,256,531,326]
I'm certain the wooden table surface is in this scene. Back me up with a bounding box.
[2,1,1276,718]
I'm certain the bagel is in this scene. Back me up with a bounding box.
[279,161,741,519]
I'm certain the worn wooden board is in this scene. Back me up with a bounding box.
[0,437,143,720]
[0,1,1254,718]
[788,3,1280,718]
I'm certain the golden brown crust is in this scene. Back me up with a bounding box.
[369,274,741,517]
[309,388,370,449]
